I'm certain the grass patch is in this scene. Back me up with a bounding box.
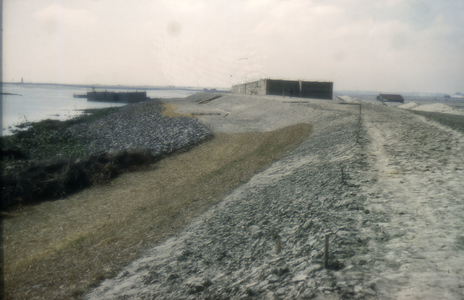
[160,103,193,118]
[73,237,86,245]
[3,123,312,300]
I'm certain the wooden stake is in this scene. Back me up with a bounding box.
[275,240,282,253]
[341,166,345,184]
[324,235,329,268]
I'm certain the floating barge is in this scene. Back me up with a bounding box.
[74,89,148,103]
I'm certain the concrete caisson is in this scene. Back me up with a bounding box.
[232,79,333,100]
[87,91,148,103]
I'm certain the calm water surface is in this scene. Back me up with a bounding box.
[1,83,202,135]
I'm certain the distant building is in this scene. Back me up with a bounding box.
[376,93,404,103]
[444,94,451,98]
[232,79,333,100]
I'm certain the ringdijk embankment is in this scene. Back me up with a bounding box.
[4,92,464,300]
[86,93,464,300]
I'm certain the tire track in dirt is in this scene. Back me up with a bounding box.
[355,105,464,299]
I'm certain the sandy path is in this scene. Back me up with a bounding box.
[351,105,464,299]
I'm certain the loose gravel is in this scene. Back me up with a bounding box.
[69,99,212,156]
[84,95,464,300]
[85,101,369,299]
[409,110,464,134]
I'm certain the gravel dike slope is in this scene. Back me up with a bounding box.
[84,95,464,300]
[70,99,212,156]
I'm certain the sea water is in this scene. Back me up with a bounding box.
[1,83,202,135]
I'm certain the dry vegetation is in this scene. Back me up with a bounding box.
[160,103,193,118]
[3,120,312,300]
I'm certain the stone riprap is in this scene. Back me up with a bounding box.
[68,99,212,156]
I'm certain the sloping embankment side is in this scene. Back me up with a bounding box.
[70,99,212,156]
[409,110,464,134]
[1,100,213,210]
[85,102,369,299]
[86,99,464,299]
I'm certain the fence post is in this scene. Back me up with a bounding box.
[324,235,329,268]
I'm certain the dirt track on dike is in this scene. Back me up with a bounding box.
[83,95,464,300]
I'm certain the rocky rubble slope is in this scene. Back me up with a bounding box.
[69,99,212,156]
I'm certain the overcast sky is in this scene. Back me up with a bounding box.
[3,0,464,93]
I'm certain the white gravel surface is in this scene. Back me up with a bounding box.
[84,94,464,299]
[399,102,464,115]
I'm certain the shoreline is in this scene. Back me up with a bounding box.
[1,100,212,210]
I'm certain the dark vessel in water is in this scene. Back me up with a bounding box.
[73,88,148,103]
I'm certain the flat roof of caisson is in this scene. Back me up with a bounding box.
[232,79,333,88]
[378,93,404,101]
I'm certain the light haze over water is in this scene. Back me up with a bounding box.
[1,83,202,136]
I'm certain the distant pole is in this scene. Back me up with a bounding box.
[340,166,345,184]
[324,235,329,268]
[356,104,362,143]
